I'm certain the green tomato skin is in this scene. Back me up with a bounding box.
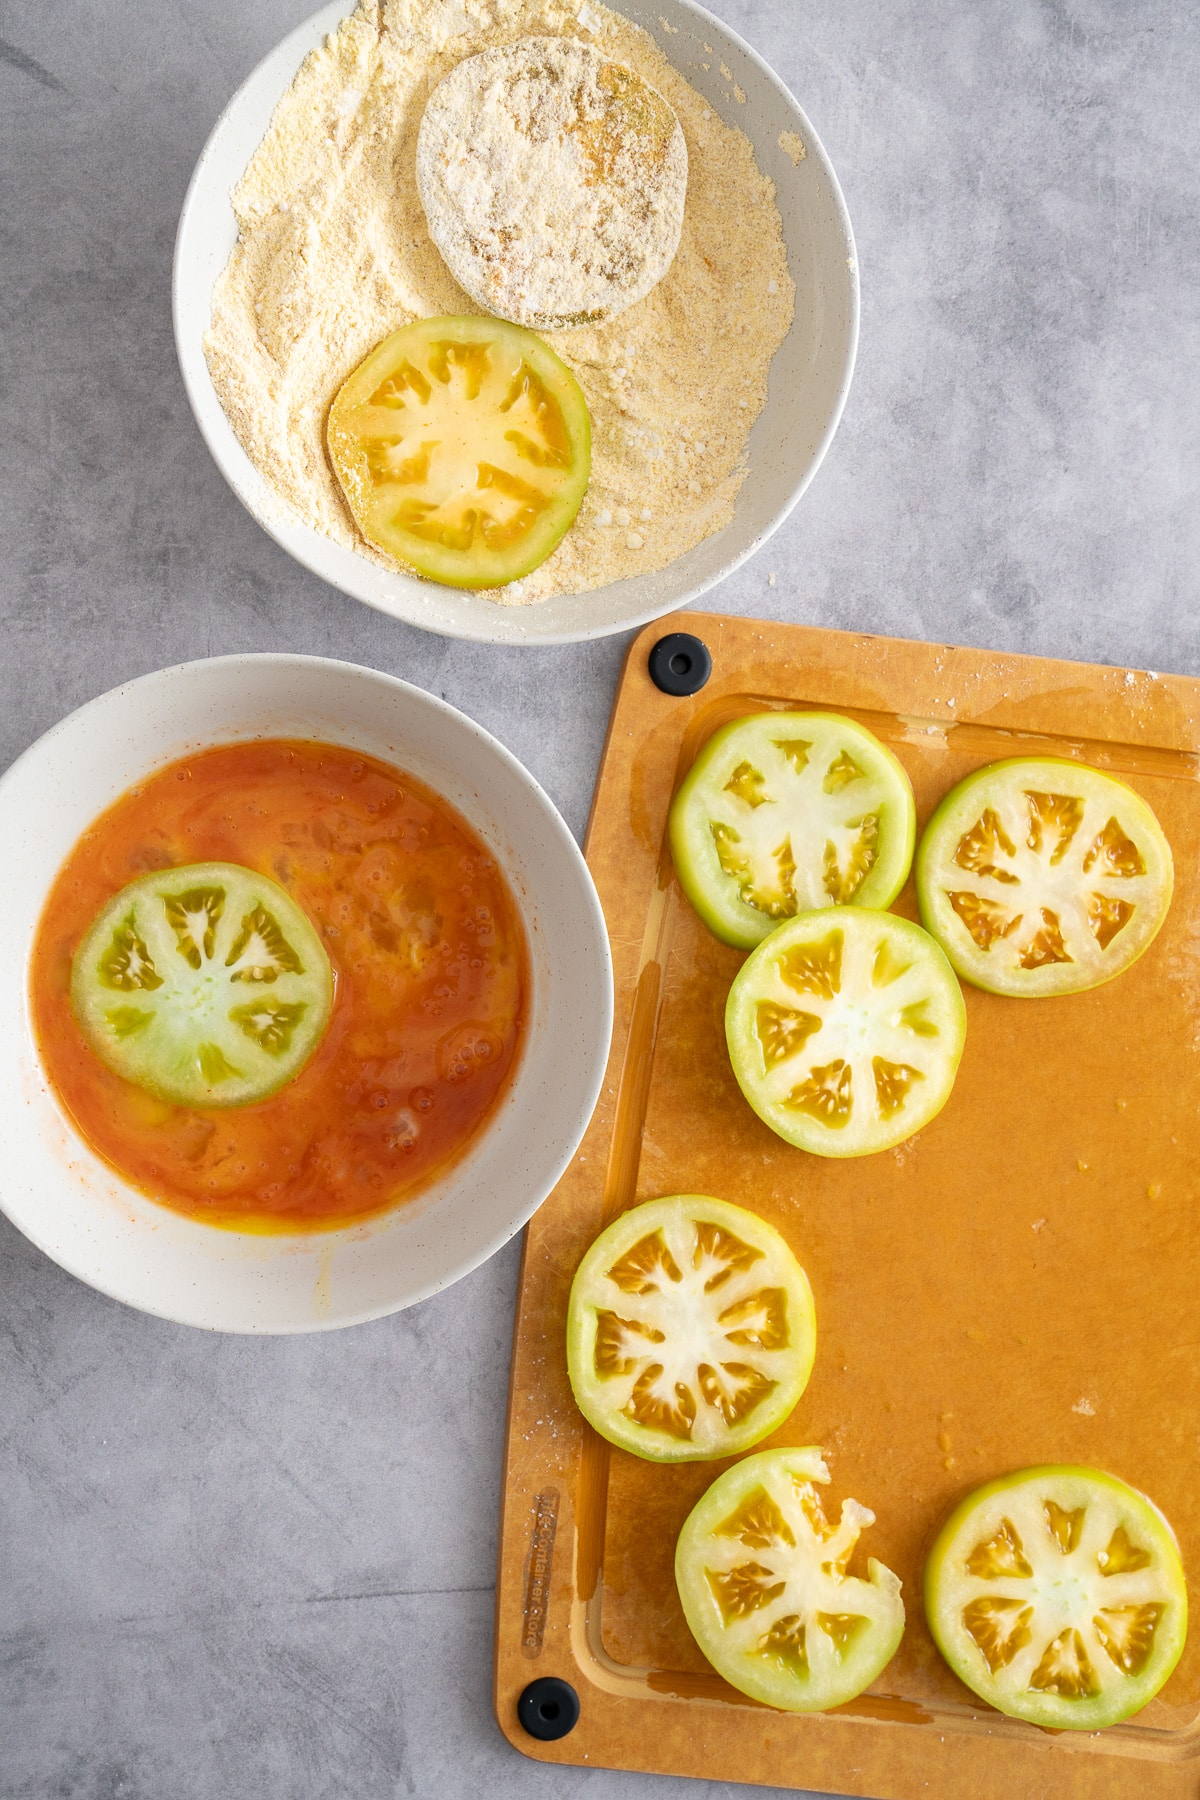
[916,757,1173,998]
[667,789,750,949]
[924,1464,1188,1730]
[669,713,917,950]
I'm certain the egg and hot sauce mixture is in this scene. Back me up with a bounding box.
[30,740,528,1231]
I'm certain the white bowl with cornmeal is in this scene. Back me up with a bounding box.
[174,0,858,646]
[0,656,613,1332]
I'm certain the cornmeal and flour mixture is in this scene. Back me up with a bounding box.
[205,0,794,606]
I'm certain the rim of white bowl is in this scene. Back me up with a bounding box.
[0,654,615,1331]
[173,0,859,647]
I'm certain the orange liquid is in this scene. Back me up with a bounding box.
[30,740,528,1232]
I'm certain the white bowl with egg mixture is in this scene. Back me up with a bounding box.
[174,0,858,646]
[0,655,613,1332]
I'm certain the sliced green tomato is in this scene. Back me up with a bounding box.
[326,315,591,589]
[676,1446,905,1711]
[916,757,1173,997]
[725,908,966,1157]
[566,1195,816,1462]
[925,1465,1188,1729]
[71,862,333,1109]
[669,713,917,949]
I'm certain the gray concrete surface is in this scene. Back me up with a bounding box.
[2,0,1199,1795]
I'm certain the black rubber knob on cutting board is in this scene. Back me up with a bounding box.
[648,632,712,696]
[517,1676,581,1740]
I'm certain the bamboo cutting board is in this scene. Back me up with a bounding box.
[493,611,1200,1798]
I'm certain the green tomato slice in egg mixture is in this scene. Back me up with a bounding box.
[71,862,333,1109]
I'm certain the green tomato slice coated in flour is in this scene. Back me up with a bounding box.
[916,757,1173,997]
[71,862,334,1109]
[675,1446,905,1711]
[725,907,966,1157]
[566,1195,816,1462]
[326,315,591,589]
[924,1465,1188,1729]
[669,712,917,949]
